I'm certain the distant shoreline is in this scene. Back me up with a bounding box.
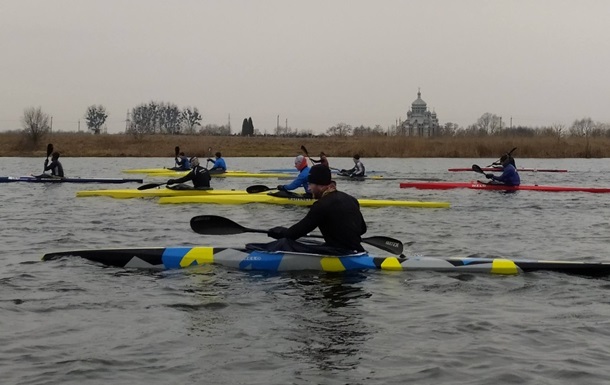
[1,132,608,158]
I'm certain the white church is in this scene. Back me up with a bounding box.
[398,89,439,136]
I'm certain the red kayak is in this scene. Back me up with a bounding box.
[399,181,610,193]
[448,167,568,173]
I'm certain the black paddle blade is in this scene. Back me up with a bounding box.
[300,145,309,156]
[46,143,53,157]
[246,185,273,194]
[508,147,517,155]
[175,146,180,157]
[362,236,404,255]
[190,215,263,235]
[137,182,164,191]
[472,164,484,174]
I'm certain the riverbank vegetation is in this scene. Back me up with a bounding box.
[1,131,609,158]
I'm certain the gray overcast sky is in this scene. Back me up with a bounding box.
[1,0,609,134]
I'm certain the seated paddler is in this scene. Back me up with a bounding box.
[246,165,367,255]
[485,155,521,186]
[273,155,311,198]
[166,157,211,190]
[207,152,227,172]
[42,151,64,178]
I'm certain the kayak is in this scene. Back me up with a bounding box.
[262,168,381,174]
[276,175,402,181]
[448,167,568,173]
[123,168,247,174]
[41,246,610,277]
[157,193,451,208]
[0,176,143,184]
[147,171,293,178]
[76,188,250,199]
[399,181,610,193]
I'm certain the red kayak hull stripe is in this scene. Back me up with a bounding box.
[399,181,610,193]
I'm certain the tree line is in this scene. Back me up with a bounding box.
[18,104,610,147]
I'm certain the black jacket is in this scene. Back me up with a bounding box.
[172,166,210,188]
[284,190,367,252]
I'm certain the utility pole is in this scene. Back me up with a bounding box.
[277,115,279,132]
[285,118,288,131]
[510,116,513,129]
[50,116,53,133]
[78,120,80,132]
[228,113,231,133]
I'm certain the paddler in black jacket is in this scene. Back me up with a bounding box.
[246,165,367,255]
[43,152,64,178]
[166,157,211,189]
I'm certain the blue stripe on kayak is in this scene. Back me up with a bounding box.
[161,247,194,268]
[340,255,377,270]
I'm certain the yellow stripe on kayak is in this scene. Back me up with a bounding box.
[180,247,214,267]
[380,257,405,270]
[76,188,249,199]
[490,259,520,275]
[157,194,450,208]
[320,257,347,272]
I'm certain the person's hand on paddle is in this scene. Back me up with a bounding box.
[267,226,288,239]
[485,174,494,179]
[44,159,49,167]
[276,185,286,191]
[167,179,176,185]
[207,158,214,163]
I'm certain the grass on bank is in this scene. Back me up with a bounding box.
[0,132,607,158]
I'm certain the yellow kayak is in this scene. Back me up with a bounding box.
[122,168,247,174]
[157,194,451,208]
[76,188,249,199]
[148,171,294,178]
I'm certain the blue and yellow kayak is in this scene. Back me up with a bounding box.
[157,193,451,208]
[147,170,293,178]
[41,246,610,277]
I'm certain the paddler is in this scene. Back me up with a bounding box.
[339,154,365,178]
[274,155,311,197]
[309,151,329,168]
[246,165,367,255]
[42,151,64,178]
[207,152,227,172]
[485,155,520,186]
[174,152,191,171]
[166,157,211,189]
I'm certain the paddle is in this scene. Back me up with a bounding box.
[138,182,169,190]
[488,147,517,166]
[189,215,409,255]
[472,164,485,175]
[246,185,277,194]
[43,143,53,172]
[172,146,180,167]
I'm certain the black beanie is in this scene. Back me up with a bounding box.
[308,165,332,185]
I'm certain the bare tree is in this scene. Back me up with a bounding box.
[326,122,352,136]
[22,106,51,146]
[84,105,108,134]
[182,107,202,134]
[476,113,502,134]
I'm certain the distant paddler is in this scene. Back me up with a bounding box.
[166,157,211,189]
[275,155,311,197]
[41,151,64,178]
[309,151,329,168]
[207,152,227,172]
[172,152,191,171]
[474,157,520,186]
[338,154,365,178]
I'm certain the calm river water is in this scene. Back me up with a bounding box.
[2,156,610,385]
